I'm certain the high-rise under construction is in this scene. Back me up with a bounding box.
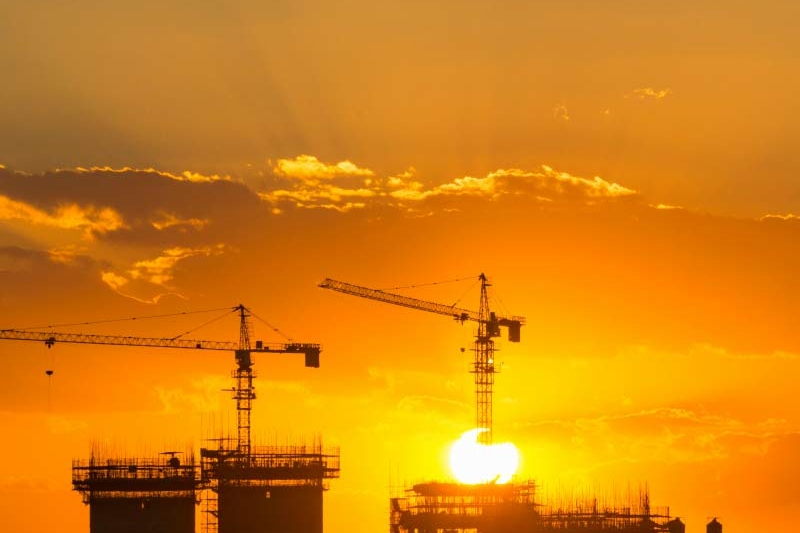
[72,451,199,533]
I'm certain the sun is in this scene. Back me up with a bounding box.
[448,429,520,484]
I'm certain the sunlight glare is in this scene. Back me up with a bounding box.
[448,429,519,484]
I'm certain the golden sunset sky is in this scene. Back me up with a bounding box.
[1,1,799,532]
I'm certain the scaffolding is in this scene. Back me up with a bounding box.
[390,482,685,533]
[200,438,340,533]
[72,452,199,502]
[72,451,200,533]
[201,442,341,487]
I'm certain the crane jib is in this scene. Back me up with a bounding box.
[0,329,322,365]
[318,278,525,342]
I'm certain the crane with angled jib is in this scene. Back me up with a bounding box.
[0,304,321,460]
[319,273,524,445]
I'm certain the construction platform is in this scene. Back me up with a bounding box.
[201,440,340,533]
[72,452,199,533]
[390,481,686,533]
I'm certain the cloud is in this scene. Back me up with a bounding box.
[553,104,570,121]
[154,376,228,415]
[47,244,90,265]
[379,165,636,203]
[70,166,232,183]
[261,161,636,211]
[259,184,376,208]
[303,202,367,212]
[101,244,226,303]
[389,174,497,201]
[761,213,799,221]
[0,165,270,252]
[150,212,209,231]
[687,343,799,361]
[630,87,671,100]
[272,155,375,180]
[491,166,637,199]
[524,406,793,468]
[0,194,125,238]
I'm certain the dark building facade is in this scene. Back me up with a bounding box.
[201,442,340,533]
[72,453,199,533]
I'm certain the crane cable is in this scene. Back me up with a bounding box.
[11,306,235,331]
[490,290,512,318]
[451,277,481,308]
[249,309,293,342]
[170,307,240,340]
[378,275,477,292]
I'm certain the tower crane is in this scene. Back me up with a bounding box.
[319,274,524,445]
[0,304,321,459]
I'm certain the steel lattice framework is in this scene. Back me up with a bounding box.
[0,304,321,458]
[320,274,524,444]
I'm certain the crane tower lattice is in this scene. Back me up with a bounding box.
[319,274,524,444]
[0,303,321,459]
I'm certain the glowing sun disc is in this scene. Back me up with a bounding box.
[449,429,519,484]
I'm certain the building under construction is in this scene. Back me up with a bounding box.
[4,301,712,532]
[56,305,340,533]
[200,438,340,533]
[70,439,340,533]
[390,481,688,533]
[72,451,199,533]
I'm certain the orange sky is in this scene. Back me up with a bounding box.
[1,2,799,532]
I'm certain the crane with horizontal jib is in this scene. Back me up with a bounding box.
[0,304,321,460]
[319,274,524,445]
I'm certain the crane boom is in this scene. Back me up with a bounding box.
[319,278,525,342]
[0,304,321,459]
[320,274,524,444]
[0,329,320,357]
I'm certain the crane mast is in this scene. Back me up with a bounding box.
[319,273,524,445]
[234,304,255,458]
[0,304,321,460]
[475,274,494,445]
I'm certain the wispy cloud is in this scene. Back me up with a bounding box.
[760,213,799,221]
[553,104,570,121]
[687,343,799,361]
[523,406,793,467]
[150,212,209,231]
[0,194,125,238]
[154,376,228,415]
[101,244,226,303]
[260,160,636,212]
[47,244,90,265]
[128,245,226,285]
[272,155,375,180]
[629,87,671,100]
[260,184,376,205]
[68,166,232,183]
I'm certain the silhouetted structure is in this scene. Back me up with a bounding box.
[390,481,684,533]
[201,438,340,533]
[320,274,525,445]
[707,518,722,533]
[72,451,199,533]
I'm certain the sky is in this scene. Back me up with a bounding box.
[0,1,799,532]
